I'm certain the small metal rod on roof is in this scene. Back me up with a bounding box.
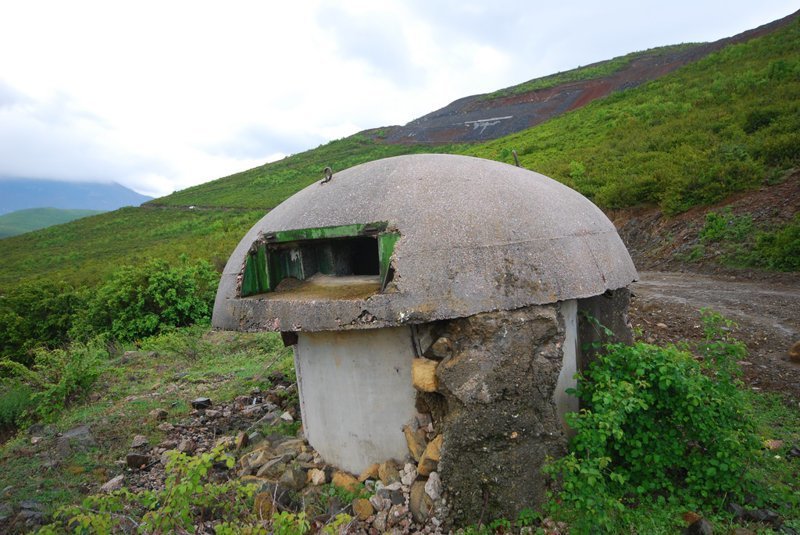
[321,166,333,184]
[512,150,520,168]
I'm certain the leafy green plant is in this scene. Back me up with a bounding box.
[0,379,35,429]
[545,311,759,531]
[0,339,107,421]
[71,257,219,342]
[699,208,754,244]
[272,511,310,535]
[753,214,800,271]
[39,445,257,533]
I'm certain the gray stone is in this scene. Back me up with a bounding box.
[191,397,212,409]
[131,435,149,449]
[424,472,442,501]
[177,438,196,453]
[685,518,713,535]
[56,425,96,456]
[278,468,307,491]
[126,453,150,469]
[100,474,125,492]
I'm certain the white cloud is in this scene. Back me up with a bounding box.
[0,0,796,197]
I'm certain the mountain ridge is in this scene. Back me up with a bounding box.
[0,178,152,215]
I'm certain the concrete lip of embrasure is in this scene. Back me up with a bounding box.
[212,154,638,523]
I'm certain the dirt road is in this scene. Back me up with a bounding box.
[629,271,800,402]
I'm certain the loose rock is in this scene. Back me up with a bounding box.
[131,435,149,449]
[126,453,150,469]
[378,461,400,485]
[352,498,374,521]
[100,474,125,493]
[403,425,427,461]
[332,471,359,493]
[409,481,434,523]
[424,471,442,500]
[191,397,212,409]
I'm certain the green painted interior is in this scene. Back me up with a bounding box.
[241,244,268,297]
[378,232,400,289]
[240,223,399,297]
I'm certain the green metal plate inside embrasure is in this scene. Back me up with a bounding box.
[240,223,399,297]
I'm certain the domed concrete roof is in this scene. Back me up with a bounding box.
[213,154,637,332]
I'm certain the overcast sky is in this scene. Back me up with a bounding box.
[0,1,796,198]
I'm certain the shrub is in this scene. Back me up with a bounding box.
[0,339,107,421]
[753,214,800,271]
[72,257,219,342]
[545,310,758,531]
[0,280,85,365]
[0,380,35,429]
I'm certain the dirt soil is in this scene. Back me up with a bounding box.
[629,271,800,403]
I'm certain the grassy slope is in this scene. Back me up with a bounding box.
[464,19,800,214]
[0,19,797,290]
[0,208,103,239]
[0,208,263,289]
[483,43,701,99]
[152,136,466,209]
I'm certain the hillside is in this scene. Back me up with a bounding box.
[373,9,796,145]
[0,10,798,292]
[0,179,152,215]
[0,208,104,239]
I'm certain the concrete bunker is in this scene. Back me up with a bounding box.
[213,154,638,524]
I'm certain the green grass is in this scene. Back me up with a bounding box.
[1,14,798,292]
[0,208,104,239]
[0,327,293,518]
[467,20,800,214]
[0,207,262,290]
[152,135,467,209]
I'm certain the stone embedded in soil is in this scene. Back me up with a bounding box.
[149,408,168,421]
[403,425,427,461]
[685,518,713,535]
[280,411,294,422]
[332,471,360,493]
[126,453,150,469]
[378,460,401,485]
[352,498,375,521]
[177,438,196,454]
[279,467,307,491]
[233,431,248,450]
[431,337,453,359]
[100,474,125,493]
[130,435,149,449]
[191,397,212,409]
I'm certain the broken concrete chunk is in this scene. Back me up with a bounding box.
[403,425,427,461]
[412,358,439,392]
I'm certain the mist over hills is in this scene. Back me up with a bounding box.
[0,178,152,215]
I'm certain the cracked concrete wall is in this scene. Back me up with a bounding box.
[416,304,570,525]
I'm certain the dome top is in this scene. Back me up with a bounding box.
[213,154,637,332]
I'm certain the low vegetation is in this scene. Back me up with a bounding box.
[484,43,700,99]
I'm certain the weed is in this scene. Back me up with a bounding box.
[544,310,759,532]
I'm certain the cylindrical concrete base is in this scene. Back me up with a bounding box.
[294,327,417,474]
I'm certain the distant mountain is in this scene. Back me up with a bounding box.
[0,178,152,215]
[0,207,104,238]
